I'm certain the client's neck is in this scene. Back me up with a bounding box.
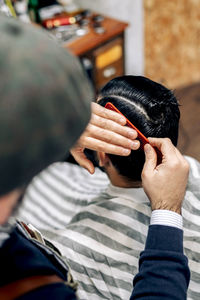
[107,169,142,189]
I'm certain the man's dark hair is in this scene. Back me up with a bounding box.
[97,76,180,182]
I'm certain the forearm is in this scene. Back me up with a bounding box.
[130,225,190,300]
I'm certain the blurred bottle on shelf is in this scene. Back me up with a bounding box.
[28,0,40,22]
[14,0,30,23]
[28,0,62,23]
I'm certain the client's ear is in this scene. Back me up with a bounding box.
[97,152,110,167]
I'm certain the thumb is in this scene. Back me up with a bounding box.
[80,154,95,174]
[71,150,95,174]
[142,144,157,175]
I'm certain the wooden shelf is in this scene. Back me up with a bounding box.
[63,14,128,91]
[64,15,128,56]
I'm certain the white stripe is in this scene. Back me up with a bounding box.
[184,241,200,254]
[188,258,200,274]
[50,230,138,269]
[70,269,131,299]
[183,227,200,237]
[50,165,108,193]
[77,288,108,300]
[39,171,92,201]
[49,239,135,282]
[185,156,200,179]
[18,207,50,229]
[21,196,66,228]
[184,191,200,210]
[78,205,148,236]
[188,280,200,293]
[58,218,144,251]
[182,208,200,227]
[111,197,151,217]
[53,162,108,186]
[31,179,82,214]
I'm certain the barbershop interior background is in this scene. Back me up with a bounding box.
[8,0,200,161]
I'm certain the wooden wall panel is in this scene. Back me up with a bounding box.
[144,0,200,88]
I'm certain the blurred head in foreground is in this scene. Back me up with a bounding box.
[0,15,93,224]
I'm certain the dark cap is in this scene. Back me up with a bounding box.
[0,15,93,195]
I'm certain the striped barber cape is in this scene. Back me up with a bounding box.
[17,156,200,300]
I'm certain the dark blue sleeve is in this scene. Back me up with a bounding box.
[130,225,190,300]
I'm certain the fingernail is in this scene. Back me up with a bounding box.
[131,141,139,149]
[122,149,131,155]
[120,117,126,124]
[88,167,94,174]
[128,130,137,138]
[144,144,151,153]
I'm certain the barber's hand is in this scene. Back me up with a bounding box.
[142,138,189,214]
[71,102,140,174]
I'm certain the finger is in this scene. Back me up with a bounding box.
[92,102,127,125]
[80,136,132,156]
[90,114,138,139]
[148,138,176,159]
[86,124,140,150]
[142,144,157,175]
[82,158,95,174]
[71,150,95,174]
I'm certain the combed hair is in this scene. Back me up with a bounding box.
[97,76,180,181]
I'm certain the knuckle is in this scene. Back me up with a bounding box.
[94,126,102,135]
[171,160,179,170]
[101,108,109,119]
[92,102,101,114]
[107,135,113,144]
[141,170,145,179]
[91,113,100,124]
[170,157,189,173]
[100,118,107,128]
[141,169,148,179]
[182,159,190,172]
[86,124,92,133]
[98,143,105,152]
[167,160,178,171]
[164,137,171,144]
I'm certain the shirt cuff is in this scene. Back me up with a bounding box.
[150,210,183,230]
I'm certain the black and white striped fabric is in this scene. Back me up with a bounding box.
[17,156,200,300]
